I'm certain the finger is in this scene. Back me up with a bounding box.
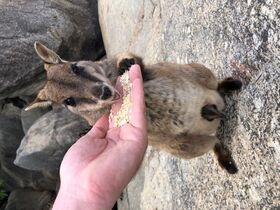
[87,114,109,139]
[129,65,146,130]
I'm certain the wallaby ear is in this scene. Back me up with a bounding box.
[34,41,63,64]
[25,97,52,111]
[25,89,52,111]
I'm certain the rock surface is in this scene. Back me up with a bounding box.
[0,160,57,192]
[5,189,53,210]
[0,114,24,160]
[0,0,104,100]
[21,106,52,134]
[15,108,90,171]
[99,0,280,209]
[0,111,57,192]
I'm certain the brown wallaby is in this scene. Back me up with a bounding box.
[26,42,242,174]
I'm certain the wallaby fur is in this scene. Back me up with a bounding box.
[27,42,242,174]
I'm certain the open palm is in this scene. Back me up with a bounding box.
[53,65,148,210]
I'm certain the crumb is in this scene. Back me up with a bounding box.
[110,71,132,127]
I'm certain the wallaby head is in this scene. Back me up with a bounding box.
[26,42,120,122]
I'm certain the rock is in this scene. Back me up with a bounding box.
[0,114,24,160]
[0,103,22,119]
[15,107,90,171]
[99,0,280,209]
[0,0,104,100]
[0,202,7,210]
[0,114,57,191]
[5,189,53,210]
[0,159,58,192]
[21,106,52,134]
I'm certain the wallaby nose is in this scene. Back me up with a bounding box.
[100,86,112,100]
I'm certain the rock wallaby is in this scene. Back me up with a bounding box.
[26,42,242,174]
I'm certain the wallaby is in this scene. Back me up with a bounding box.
[26,42,242,174]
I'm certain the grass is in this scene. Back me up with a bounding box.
[0,179,7,202]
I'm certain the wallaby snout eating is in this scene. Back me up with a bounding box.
[26,42,242,174]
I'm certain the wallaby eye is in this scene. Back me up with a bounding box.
[64,97,76,107]
[71,63,83,75]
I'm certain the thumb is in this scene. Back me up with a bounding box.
[87,114,109,139]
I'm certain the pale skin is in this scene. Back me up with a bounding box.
[52,65,148,210]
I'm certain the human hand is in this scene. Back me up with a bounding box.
[52,65,147,210]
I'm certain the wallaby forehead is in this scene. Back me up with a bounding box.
[77,60,118,78]
[44,80,84,103]
[46,63,71,79]
[44,71,92,103]
[46,62,100,83]
[77,61,104,74]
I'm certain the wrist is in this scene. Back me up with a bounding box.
[52,183,113,210]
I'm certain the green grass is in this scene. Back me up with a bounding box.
[0,180,7,201]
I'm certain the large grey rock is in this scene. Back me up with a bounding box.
[15,107,90,171]
[99,0,280,209]
[5,189,52,210]
[0,0,104,100]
